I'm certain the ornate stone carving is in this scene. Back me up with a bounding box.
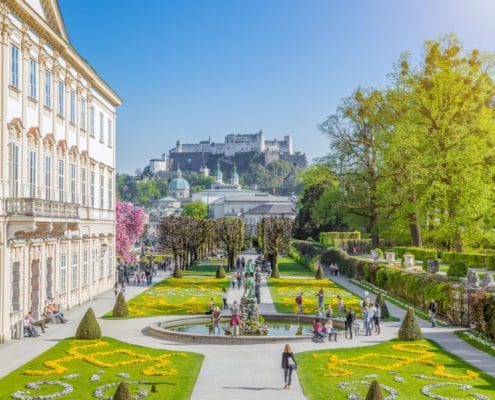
[464,270,480,289]
[482,272,495,292]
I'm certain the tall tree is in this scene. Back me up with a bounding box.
[182,201,208,219]
[319,89,388,247]
[116,201,145,263]
[217,218,244,270]
[262,216,294,277]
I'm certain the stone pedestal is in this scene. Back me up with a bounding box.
[371,250,379,260]
[404,254,415,268]
[226,296,268,336]
[385,252,395,264]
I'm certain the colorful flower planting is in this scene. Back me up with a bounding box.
[0,337,202,400]
[296,339,495,400]
[267,277,362,316]
[120,277,229,317]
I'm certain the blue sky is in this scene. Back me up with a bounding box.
[59,0,495,173]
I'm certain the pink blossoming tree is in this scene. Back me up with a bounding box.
[116,200,145,263]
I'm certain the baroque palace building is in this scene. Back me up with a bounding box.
[0,0,121,342]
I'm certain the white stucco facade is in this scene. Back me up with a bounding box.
[0,0,121,342]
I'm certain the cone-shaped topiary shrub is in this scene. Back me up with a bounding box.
[216,265,226,278]
[150,384,157,393]
[76,307,101,339]
[365,380,384,400]
[270,263,280,278]
[112,292,128,317]
[315,265,323,280]
[173,266,184,278]
[398,308,422,341]
[113,382,131,400]
[374,293,390,320]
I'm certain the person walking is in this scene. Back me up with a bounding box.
[222,288,228,310]
[295,292,303,315]
[316,289,325,317]
[229,300,241,336]
[231,272,236,290]
[281,344,297,389]
[211,306,222,336]
[373,302,381,334]
[363,305,372,336]
[345,308,355,339]
[429,299,437,328]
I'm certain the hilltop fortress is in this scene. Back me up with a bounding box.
[149,131,306,174]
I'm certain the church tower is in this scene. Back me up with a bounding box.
[214,160,223,185]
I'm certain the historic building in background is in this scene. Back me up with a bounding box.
[0,0,121,342]
[148,131,307,174]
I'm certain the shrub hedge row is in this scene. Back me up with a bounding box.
[334,239,372,254]
[441,251,495,270]
[393,246,438,261]
[302,243,466,324]
[319,231,361,246]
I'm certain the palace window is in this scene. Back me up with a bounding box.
[82,250,89,286]
[99,112,104,142]
[58,81,64,116]
[71,251,78,290]
[10,45,19,88]
[92,248,97,283]
[90,170,95,207]
[60,253,67,293]
[12,262,20,312]
[69,91,76,123]
[44,71,51,107]
[44,156,51,200]
[70,164,76,203]
[99,249,104,279]
[107,246,113,276]
[90,106,95,136]
[108,176,113,209]
[81,168,87,206]
[58,160,65,202]
[80,99,86,130]
[107,119,112,146]
[99,173,104,209]
[11,143,19,197]
[29,59,37,99]
[46,258,53,299]
[29,150,37,197]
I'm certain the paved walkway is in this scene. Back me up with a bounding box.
[1,255,494,400]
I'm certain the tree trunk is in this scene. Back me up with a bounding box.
[408,213,422,247]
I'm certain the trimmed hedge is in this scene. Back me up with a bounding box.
[319,231,361,246]
[442,251,495,270]
[319,246,466,325]
[393,247,438,261]
[334,238,372,254]
[289,240,324,273]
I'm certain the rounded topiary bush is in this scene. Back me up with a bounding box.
[365,380,384,400]
[447,261,468,279]
[216,265,226,278]
[315,265,323,280]
[113,382,131,400]
[76,307,102,339]
[398,308,422,341]
[173,266,184,278]
[151,384,158,393]
[112,292,128,317]
[374,293,390,320]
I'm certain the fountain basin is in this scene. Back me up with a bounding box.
[145,314,346,344]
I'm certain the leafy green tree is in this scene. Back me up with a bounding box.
[217,218,244,270]
[135,179,160,207]
[261,216,294,275]
[182,201,208,219]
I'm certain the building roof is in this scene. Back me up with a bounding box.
[244,203,297,215]
[169,177,190,190]
[157,196,178,202]
[219,192,293,203]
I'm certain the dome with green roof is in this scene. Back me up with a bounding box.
[169,168,190,199]
[214,160,223,184]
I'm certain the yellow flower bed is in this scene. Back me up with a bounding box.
[268,277,362,316]
[314,342,478,380]
[125,277,228,317]
[25,340,187,377]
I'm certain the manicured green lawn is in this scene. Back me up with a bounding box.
[297,339,495,400]
[278,257,314,276]
[267,277,362,316]
[124,277,229,317]
[0,337,203,400]
[184,264,222,276]
[456,330,495,357]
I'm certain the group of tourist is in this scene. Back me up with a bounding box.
[23,300,67,338]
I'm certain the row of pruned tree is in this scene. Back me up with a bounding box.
[159,215,295,276]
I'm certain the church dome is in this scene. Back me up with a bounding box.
[169,168,190,190]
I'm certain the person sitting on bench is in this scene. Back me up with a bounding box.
[26,310,45,333]
[46,301,66,323]
[24,314,39,337]
[323,319,338,341]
